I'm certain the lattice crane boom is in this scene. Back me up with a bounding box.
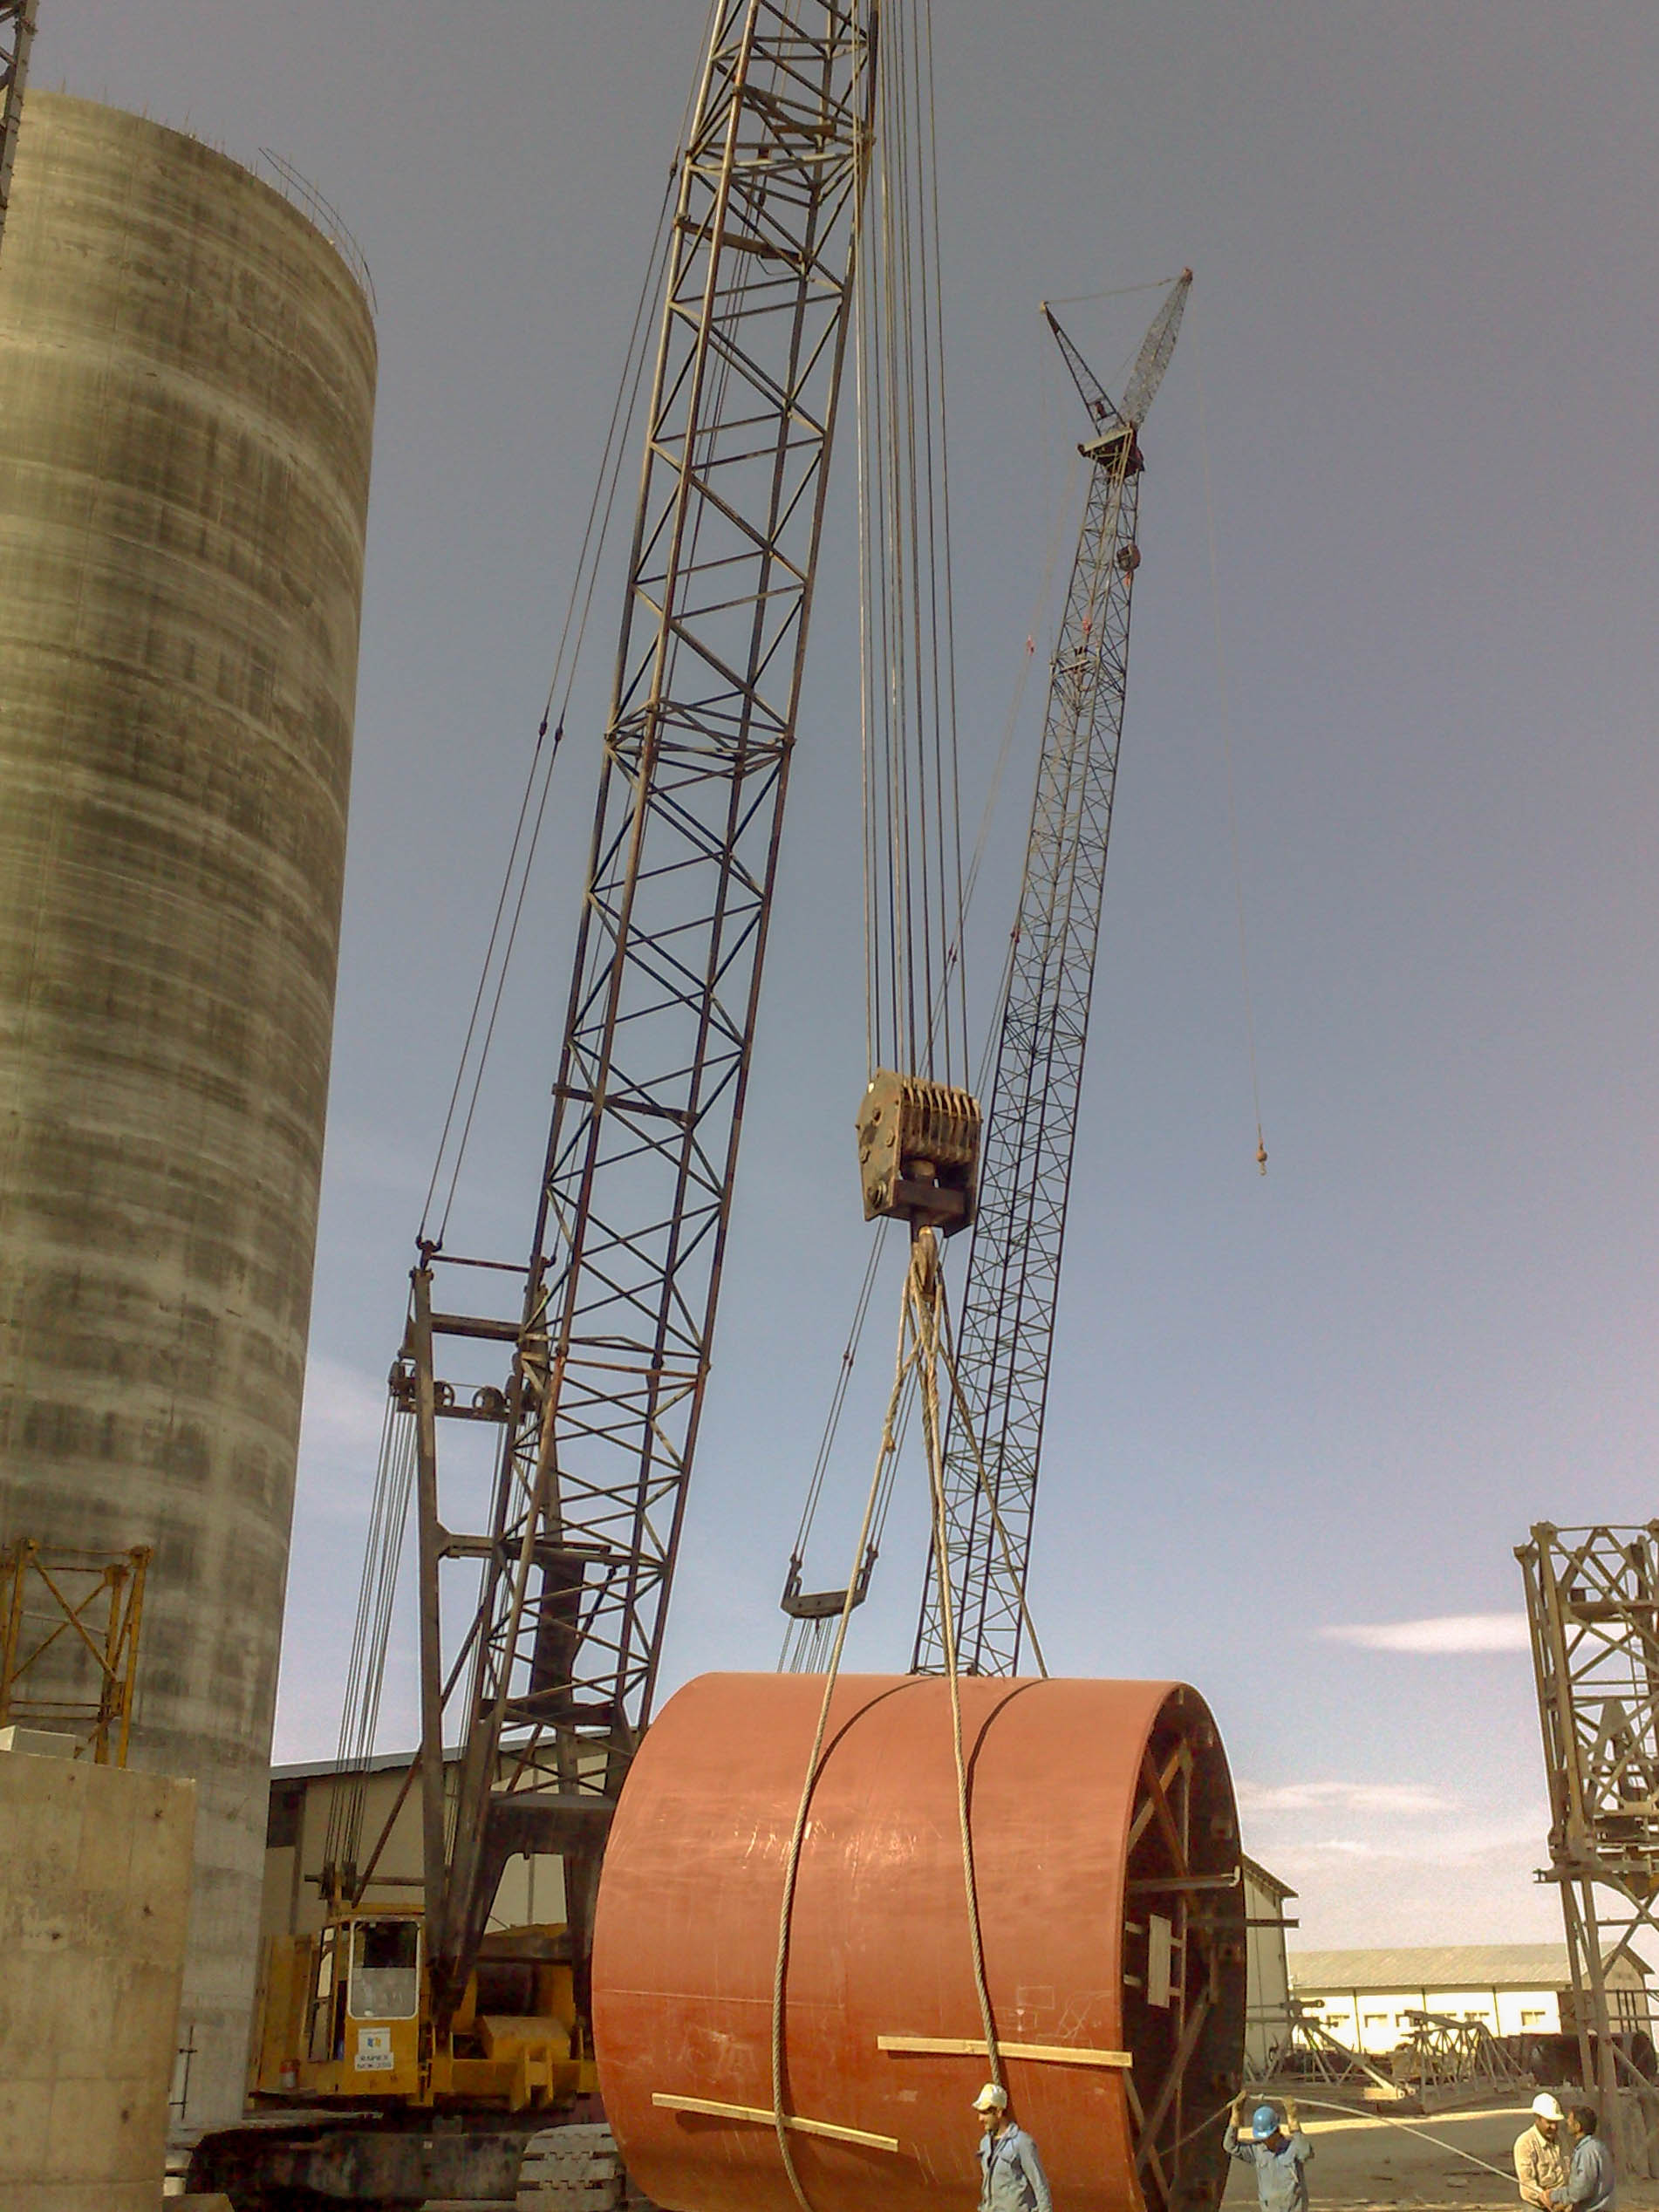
[393,0,878,2023]
[911,273,1190,1677]
[0,3,36,260]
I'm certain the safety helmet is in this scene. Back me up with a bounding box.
[973,2084,1008,2113]
[1252,2105,1281,2140]
[1533,2093,1565,2122]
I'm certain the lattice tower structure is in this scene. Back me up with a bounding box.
[0,2,34,257]
[912,280,1189,1677]
[383,0,878,2024]
[1519,1521,1659,2169]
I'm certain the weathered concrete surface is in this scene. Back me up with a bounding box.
[0,94,376,2125]
[0,1748,195,2209]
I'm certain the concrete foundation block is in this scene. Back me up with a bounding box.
[0,1753,195,2205]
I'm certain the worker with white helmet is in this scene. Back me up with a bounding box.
[1516,2092,1571,2209]
[1225,2093,1313,2212]
[973,2082,1052,2212]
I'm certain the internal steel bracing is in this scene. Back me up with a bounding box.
[1519,1521,1659,2167]
[912,279,1189,1678]
[0,1540,149,1764]
[393,0,877,2013]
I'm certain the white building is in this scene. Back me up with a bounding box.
[1289,1944,1652,2057]
[1243,1858,1298,2074]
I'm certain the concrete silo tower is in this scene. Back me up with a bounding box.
[0,95,376,2124]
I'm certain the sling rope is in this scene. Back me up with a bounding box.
[780,443,1081,1649]
[917,1232,1004,2091]
[1164,2090,1521,2182]
[769,1260,912,2211]
[770,1229,1019,2209]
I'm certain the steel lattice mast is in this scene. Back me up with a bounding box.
[912,275,1190,1677]
[0,3,36,259]
[400,0,878,2020]
[1519,1522,1659,2174]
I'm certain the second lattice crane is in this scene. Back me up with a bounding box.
[913,270,1192,1678]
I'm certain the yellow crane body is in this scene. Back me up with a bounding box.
[249,1907,595,2114]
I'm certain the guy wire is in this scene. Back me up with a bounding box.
[420,168,678,1246]
[1192,303,1268,1176]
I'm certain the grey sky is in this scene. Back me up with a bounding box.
[35,2,1659,1944]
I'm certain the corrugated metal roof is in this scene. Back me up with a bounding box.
[271,1748,447,1781]
[1290,1944,1649,1989]
[1242,1854,1298,1901]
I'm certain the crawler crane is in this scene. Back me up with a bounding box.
[190,4,878,2204]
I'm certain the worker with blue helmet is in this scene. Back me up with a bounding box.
[1224,2093,1314,2212]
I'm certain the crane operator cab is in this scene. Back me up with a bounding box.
[251,1906,596,2112]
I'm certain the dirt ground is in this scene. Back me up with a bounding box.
[1222,2100,1659,2210]
[410,2104,1659,2212]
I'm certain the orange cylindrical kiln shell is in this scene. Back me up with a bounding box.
[592,1674,1245,2212]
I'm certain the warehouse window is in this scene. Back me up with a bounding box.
[1521,2011,1546,2028]
[266,1784,304,1851]
[1363,2013,1388,2029]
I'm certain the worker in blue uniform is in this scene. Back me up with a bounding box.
[1224,2094,1314,2212]
[1549,2105,1616,2212]
[974,2082,1052,2212]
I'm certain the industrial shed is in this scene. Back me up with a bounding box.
[1289,1944,1652,2057]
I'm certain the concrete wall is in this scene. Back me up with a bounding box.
[0,93,375,2124]
[0,1747,195,2210]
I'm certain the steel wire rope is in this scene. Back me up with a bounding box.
[1191,304,1268,1176]
[1157,2090,1523,2183]
[917,1245,1004,2090]
[324,1389,417,1887]
[918,0,968,1085]
[769,1234,1011,2207]
[1043,273,1187,309]
[860,120,903,1076]
[878,26,918,1076]
[857,0,966,1082]
[935,40,971,1081]
[769,1268,907,2211]
[901,0,964,1088]
[855,148,877,1077]
[403,27,713,1794]
[892,0,934,1077]
[1263,2096,1519,2183]
[416,199,679,1253]
[782,443,1081,1647]
[453,26,793,1744]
